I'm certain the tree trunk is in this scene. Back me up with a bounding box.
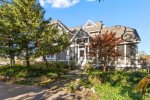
[9,43,15,66]
[10,55,15,66]
[25,47,30,67]
[103,65,106,72]
[103,57,107,72]
[43,56,48,68]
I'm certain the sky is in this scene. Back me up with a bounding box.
[39,0,150,54]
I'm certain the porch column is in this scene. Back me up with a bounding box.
[77,44,80,62]
[96,49,99,68]
[67,48,70,65]
[87,38,90,60]
[75,39,77,61]
[135,45,138,68]
[85,45,87,60]
[115,46,117,66]
[124,44,127,67]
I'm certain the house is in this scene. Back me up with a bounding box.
[41,19,141,68]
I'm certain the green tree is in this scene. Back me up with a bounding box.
[35,19,70,67]
[13,0,45,66]
[0,1,20,66]
[0,0,70,67]
[0,0,45,66]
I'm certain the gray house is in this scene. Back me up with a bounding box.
[40,19,141,68]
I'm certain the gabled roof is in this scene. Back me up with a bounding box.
[52,19,141,44]
[69,26,81,32]
[70,28,92,42]
[101,25,141,43]
[69,20,103,33]
[51,19,73,36]
[82,20,97,29]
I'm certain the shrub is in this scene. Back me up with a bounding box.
[0,63,68,79]
[69,61,77,70]
[83,62,91,72]
[82,69,150,99]
[95,83,131,100]
[52,61,69,69]
[135,77,150,99]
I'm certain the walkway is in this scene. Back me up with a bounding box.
[0,69,87,100]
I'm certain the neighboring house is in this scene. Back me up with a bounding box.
[138,55,150,69]
[41,19,141,68]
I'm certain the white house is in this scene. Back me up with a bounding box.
[41,19,141,68]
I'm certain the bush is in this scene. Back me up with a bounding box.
[95,83,132,100]
[0,62,68,78]
[32,61,69,70]
[82,69,150,99]
[52,61,69,69]
[69,61,77,70]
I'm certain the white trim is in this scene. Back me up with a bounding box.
[51,19,73,36]
[54,60,68,61]
[46,54,56,60]
[124,44,127,67]
[83,20,97,29]
[70,28,92,42]
[135,45,138,67]
[88,30,101,33]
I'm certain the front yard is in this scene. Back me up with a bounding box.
[0,62,68,86]
[0,63,150,100]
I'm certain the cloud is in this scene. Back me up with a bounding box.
[39,0,80,8]
[39,0,45,6]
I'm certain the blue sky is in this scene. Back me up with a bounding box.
[39,0,150,54]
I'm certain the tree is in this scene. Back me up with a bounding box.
[0,0,45,66]
[89,31,122,71]
[0,0,20,66]
[35,19,70,67]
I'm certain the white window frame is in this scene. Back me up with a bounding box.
[46,54,56,60]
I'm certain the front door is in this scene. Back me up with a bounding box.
[78,48,86,65]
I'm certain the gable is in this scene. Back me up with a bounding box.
[70,28,92,42]
[51,20,73,38]
[83,20,97,29]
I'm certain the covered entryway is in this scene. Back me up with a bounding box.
[68,28,92,67]
[78,46,86,66]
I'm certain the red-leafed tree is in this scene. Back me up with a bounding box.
[89,31,122,71]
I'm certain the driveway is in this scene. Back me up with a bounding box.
[0,70,87,100]
[0,81,76,100]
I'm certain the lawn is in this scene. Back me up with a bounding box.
[0,62,69,86]
[0,64,150,99]
[87,69,150,100]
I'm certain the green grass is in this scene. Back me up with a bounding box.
[86,68,150,100]
[95,83,131,100]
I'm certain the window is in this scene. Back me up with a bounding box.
[46,54,56,59]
